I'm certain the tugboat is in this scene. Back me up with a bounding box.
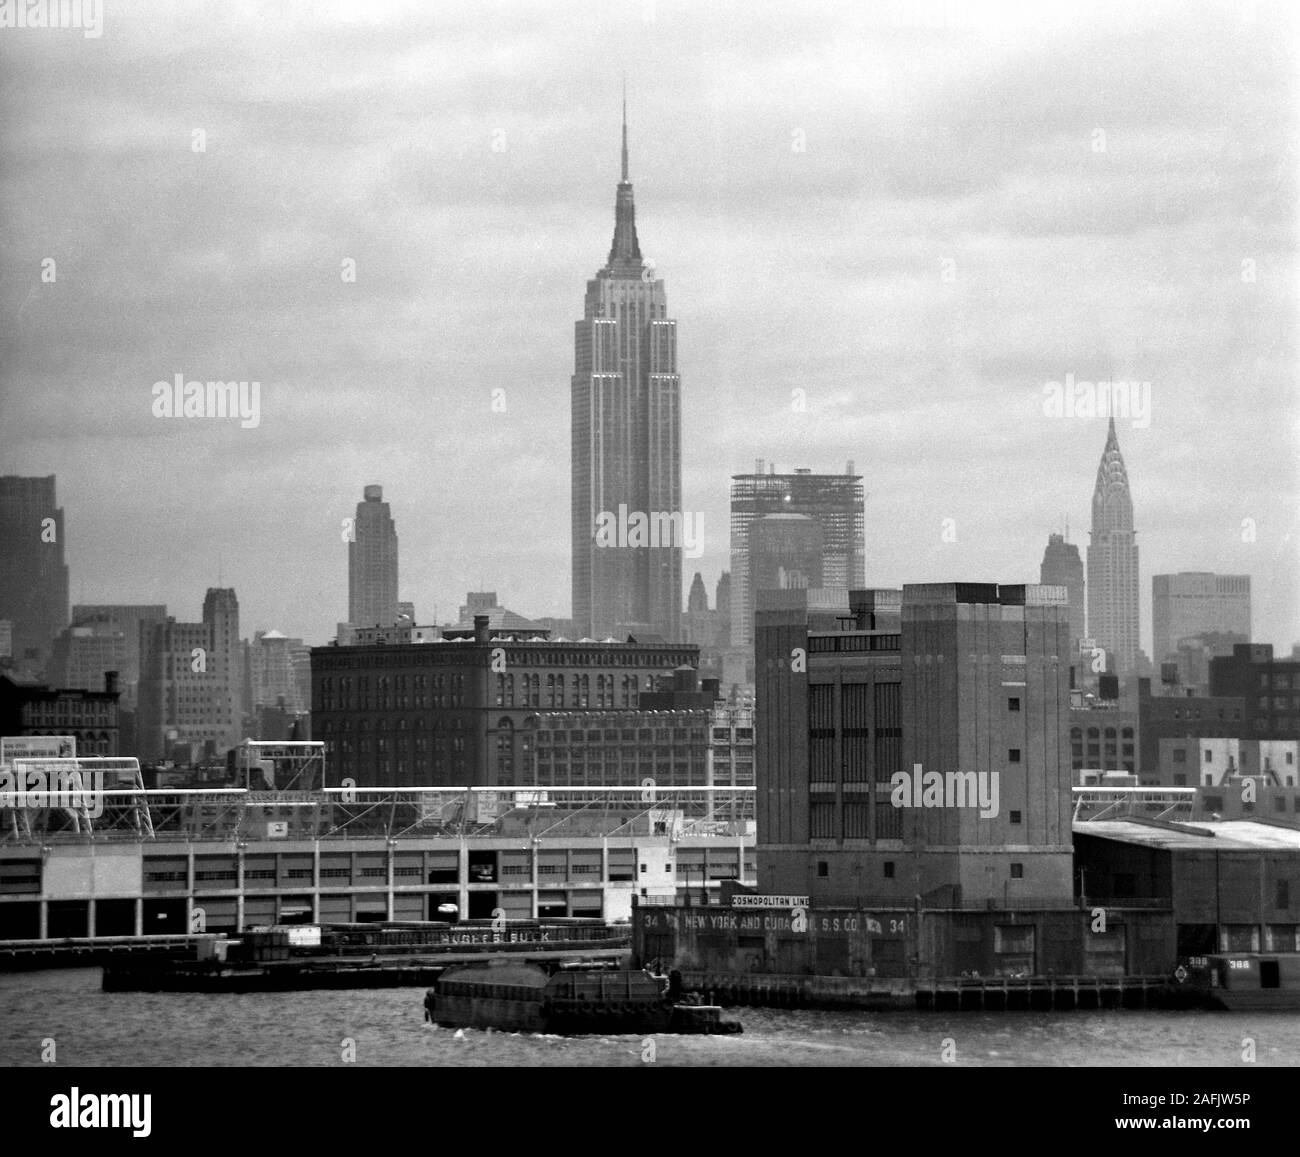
[423,960,742,1035]
[1176,953,1300,1010]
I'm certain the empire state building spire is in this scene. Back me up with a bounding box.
[607,85,642,269]
[621,78,629,182]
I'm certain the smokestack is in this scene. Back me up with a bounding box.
[473,614,490,644]
[755,458,764,475]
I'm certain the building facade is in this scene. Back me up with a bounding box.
[136,590,243,764]
[348,484,399,630]
[1086,420,1140,677]
[1040,532,1085,657]
[1210,643,1300,738]
[729,464,865,649]
[0,673,119,756]
[755,584,1075,909]
[1152,572,1251,668]
[0,475,69,678]
[312,618,701,788]
[58,605,168,713]
[571,104,682,642]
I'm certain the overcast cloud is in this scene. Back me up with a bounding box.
[1,0,1295,653]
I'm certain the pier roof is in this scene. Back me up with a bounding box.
[1077,819,1300,852]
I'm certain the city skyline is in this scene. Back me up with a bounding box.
[1,1,1295,656]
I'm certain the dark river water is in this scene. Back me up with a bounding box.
[2,968,1298,1067]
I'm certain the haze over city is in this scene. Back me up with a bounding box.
[1,0,1295,653]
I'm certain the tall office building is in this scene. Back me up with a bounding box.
[730,464,865,648]
[348,484,399,629]
[0,475,69,677]
[1039,533,1085,656]
[137,589,243,762]
[1152,573,1251,665]
[749,513,824,594]
[54,605,168,710]
[1086,420,1140,676]
[571,98,682,642]
[686,573,709,615]
[715,572,731,619]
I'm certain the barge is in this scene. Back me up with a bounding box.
[1176,953,1300,1010]
[423,960,742,1035]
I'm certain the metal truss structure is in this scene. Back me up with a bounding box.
[0,785,757,845]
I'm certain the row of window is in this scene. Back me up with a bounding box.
[814,859,1027,880]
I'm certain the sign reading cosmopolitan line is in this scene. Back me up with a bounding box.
[731,894,809,909]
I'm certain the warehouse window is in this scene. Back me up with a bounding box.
[1010,863,1023,879]
[883,862,895,879]
[817,861,829,878]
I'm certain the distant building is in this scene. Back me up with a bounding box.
[708,697,754,790]
[1211,643,1300,738]
[0,475,69,678]
[348,484,399,629]
[136,589,243,764]
[686,573,708,615]
[1068,698,1138,777]
[454,592,547,635]
[0,672,119,756]
[1086,420,1140,677]
[729,463,865,650]
[755,583,1074,908]
[749,513,824,594]
[311,616,700,787]
[249,630,310,716]
[1137,678,1248,780]
[682,572,726,652]
[1161,630,1248,697]
[1156,736,1299,789]
[1040,532,1085,656]
[715,572,731,618]
[1152,573,1250,668]
[533,709,709,789]
[53,605,168,712]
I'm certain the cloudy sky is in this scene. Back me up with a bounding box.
[1,0,1296,654]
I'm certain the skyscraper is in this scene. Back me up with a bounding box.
[0,475,69,677]
[686,573,709,615]
[348,484,399,629]
[749,513,824,594]
[137,589,243,762]
[1039,532,1085,656]
[729,464,865,648]
[1086,419,1140,676]
[1152,573,1251,665]
[571,96,682,642]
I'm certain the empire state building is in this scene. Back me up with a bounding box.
[571,99,682,641]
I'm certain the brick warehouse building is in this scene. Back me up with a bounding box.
[755,584,1074,908]
[311,616,700,787]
